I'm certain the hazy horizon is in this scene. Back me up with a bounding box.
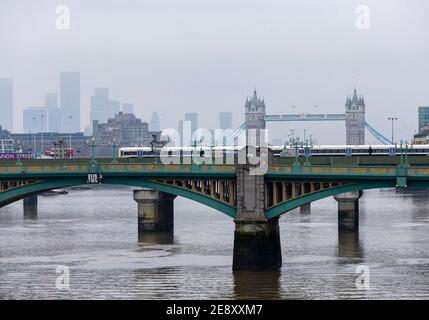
[1,0,428,144]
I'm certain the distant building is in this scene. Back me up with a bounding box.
[93,112,160,157]
[0,78,13,132]
[0,125,12,152]
[219,112,232,130]
[149,112,160,131]
[83,126,93,137]
[45,93,61,132]
[90,88,124,129]
[108,100,120,118]
[178,120,184,146]
[345,89,365,145]
[184,112,198,145]
[245,90,266,145]
[10,132,88,157]
[60,72,80,132]
[121,103,133,114]
[418,106,429,130]
[413,125,429,144]
[23,107,48,133]
[90,88,109,124]
[0,125,11,139]
[185,112,198,133]
[0,139,14,153]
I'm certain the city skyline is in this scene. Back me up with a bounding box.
[1,0,428,144]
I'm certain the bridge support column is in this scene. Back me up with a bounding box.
[133,189,176,233]
[300,203,311,214]
[233,165,282,271]
[23,195,37,219]
[233,218,282,271]
[334,191,362,232]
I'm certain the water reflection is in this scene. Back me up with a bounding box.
[233,271,281,299]
[138,232,174,245]
[337,231,364,261]
[1,188,429,299]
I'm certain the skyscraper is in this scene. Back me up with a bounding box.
[149,112,160,131]
[184,112,198,138]
[418,106,429,131]
[90,88,109,124]
[60,72,80,132]
[219,112,232,130]
[45,93,61,132]
[0,78,13,132]
[107,100,120,119]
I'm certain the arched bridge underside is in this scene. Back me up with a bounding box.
[1,162,429,219]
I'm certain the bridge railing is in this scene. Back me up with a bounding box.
[0,162,238,177]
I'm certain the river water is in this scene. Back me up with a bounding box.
[0,187,428,300]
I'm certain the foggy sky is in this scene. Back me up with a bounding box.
[1,0,428,144]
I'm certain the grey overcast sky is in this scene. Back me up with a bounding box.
[0,0,428,144]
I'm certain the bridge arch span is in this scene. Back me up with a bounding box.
[264,181,397,219]
[0,177,237,218]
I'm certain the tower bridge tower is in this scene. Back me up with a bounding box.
[245,89,266,145]
[345,89,366,145]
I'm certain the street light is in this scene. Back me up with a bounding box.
[68,115,72,158]
[32,116,36,156]
[388,117,398,144]
[41,114,45,157]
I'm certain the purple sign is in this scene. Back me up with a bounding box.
[0,153,33,160]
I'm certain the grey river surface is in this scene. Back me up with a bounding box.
[0,187,429,299]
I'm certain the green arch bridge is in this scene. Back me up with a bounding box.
[1,156,427,270]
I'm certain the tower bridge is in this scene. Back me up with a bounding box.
[224,88,392,146]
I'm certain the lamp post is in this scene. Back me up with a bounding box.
[88,137,97,162]
[109,138,118,163]
[32,116,36,156]
[41,114,45,157]
[68,115,73,158]
[388,117,398,144]
[15,140,22,165]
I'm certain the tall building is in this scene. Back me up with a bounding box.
[122,103,133,114]
[0,78,13,132]
[149,112,160,131]
[418,106,429,130]
[245,89,266,145]
[23,107,48,133]
[45,93,61,132]
[219,112,232,130]
[345,89,365,145]
[107,100,120,119]
[60,72,80,132]
[90,88,123,127]
[90,88,109,124]
[184,112,198,144]
[178,120,184,146]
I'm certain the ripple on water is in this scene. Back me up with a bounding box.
[1,188,429,299]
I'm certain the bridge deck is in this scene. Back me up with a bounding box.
[0,160,427,180]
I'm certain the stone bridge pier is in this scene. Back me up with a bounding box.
[133,189,176,233]
[233,165,282,271]
[334,191,362,232]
